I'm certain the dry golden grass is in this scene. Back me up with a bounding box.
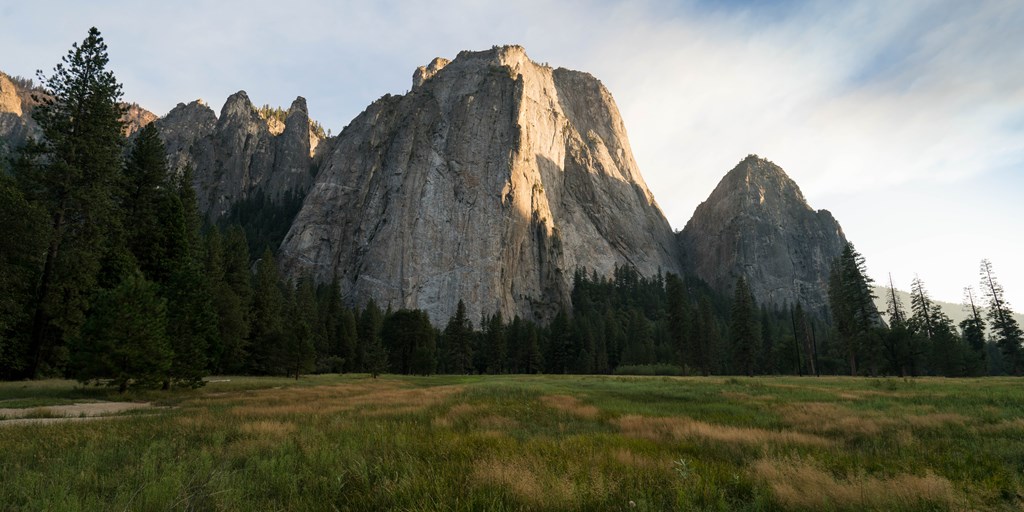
[781,402,898,437]
[239,420,296,437]
[472,455,605,507]
[475,415,519,430]
[539,394,600,419]
[432,403,485,427]
[473,457,570,506]
[610,448,670,471]
[752,457,957,510]
[229,383,464,418]
[977,418,1024,433]
[720,391,776,402]
[614,415,830,447]
[903,413,970,428]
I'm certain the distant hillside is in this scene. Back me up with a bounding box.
[873,286,1024,328]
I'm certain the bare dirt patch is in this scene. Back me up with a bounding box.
[0,402,157,426]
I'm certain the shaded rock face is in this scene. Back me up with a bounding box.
[679,155,847,315]
[154,93,321,217]
[280,45,682,323]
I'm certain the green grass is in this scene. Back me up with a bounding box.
[1,375,1022,511]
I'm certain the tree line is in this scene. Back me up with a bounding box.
[826,243,1023,376]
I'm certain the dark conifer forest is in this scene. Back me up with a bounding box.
[1,28,1021,389]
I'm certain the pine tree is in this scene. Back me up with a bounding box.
[360,300,388,378]
[444,300,473,374]
[337,307,359,372]
[163,259,215,388]
[665,273,690,371]
[546,309,571,374]
[0,173,48,378]
[524,322,544,374]
[828,243,878,376]
[71,272,171,392]
[122,123,185,286]
[19,28,127,378]
[249,249,285,374]
[792,303,814,376]
[883,276,914,376]
[211,226,252,373]
[284,276,317,379]
[696,296,718,376]
[484,312,507,374]
[358,300,384,373]
[729,276,760,376]
[980,259,1024,374]
[959,287,987,375]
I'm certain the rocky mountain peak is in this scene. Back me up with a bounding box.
[287,96,308,116]
[219,90,259,126]
[680,155,847,315]
[412,57,451,88]
[708,155,813,218]
[121,102,157,136]
[280,45,681,323]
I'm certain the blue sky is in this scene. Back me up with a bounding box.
[3,0,1022,309]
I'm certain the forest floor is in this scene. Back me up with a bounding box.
[0,374,1021,511]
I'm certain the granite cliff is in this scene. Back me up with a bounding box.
[278,46,683,323]
[0,73,42,155]
[679,155,847,315]
[154,92,324,218]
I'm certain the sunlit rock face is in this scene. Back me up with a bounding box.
[154,93,323,218]
[280,46,682,323]
[679,155,848,315]
[0,73,40,153]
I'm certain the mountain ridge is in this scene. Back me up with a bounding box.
[679,154,848,315]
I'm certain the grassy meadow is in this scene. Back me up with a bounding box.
[1,374,1022,511]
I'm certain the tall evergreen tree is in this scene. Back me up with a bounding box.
[284,276,317,379]
[484,312,507,374]
[883,276,914,376]
[337,307,359,372]
[696,296,718,376]
[792,303,814,376]
[210,226,252,373]
[828,243,878,376]
[249,249,286,374]
[358,300,384,373]
[523,322,544,374]
[980,259,1024,374]
[360,300,388,377]
[122,123,185,286]
[382,309,437,375]
[959,287,987,375]
[0,173,48,378]
[665,273,690,371]
[70,272,171,392]
[18,28,126,378]
[444,300,474,374]
[729,276,760,376]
